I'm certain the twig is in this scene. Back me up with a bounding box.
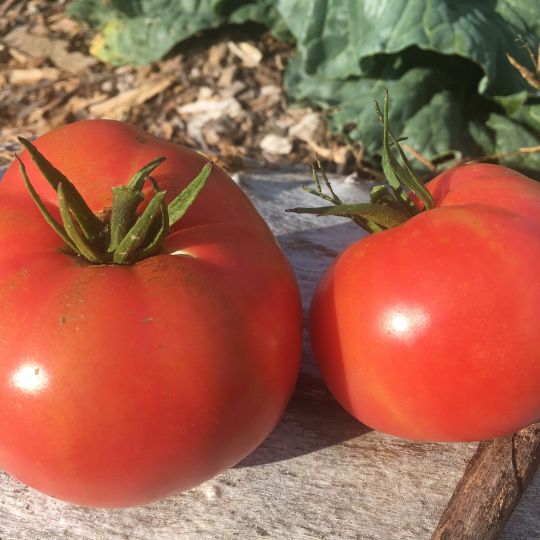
[432,423,540,540]
[402,143,437,172]
[453,145,540,168]
[506,36,540,91]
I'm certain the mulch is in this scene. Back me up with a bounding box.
[0,0,357,175]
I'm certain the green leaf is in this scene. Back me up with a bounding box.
[280,0,540,169]
[69,0,288,65]
[278,0,540,97]
[486,111,540,175]
[287,58,489,156]
[216,0,292,41]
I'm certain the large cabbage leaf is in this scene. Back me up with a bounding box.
[279,0,540,169]
[68,0,287,65]
[69,0,540,169]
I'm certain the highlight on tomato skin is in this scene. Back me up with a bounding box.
[290,92,540,443]
[0,119,303,507]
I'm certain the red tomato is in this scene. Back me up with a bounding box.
[311,163,540,442]
[0,120,302,506]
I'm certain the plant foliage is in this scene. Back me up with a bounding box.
[69,0,540,169]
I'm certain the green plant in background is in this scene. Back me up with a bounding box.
[68,0,290,65]
[69,0,540,171]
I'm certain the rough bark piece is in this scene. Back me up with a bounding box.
[433,423,540,540]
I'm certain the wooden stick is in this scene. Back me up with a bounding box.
[432,423,540,540]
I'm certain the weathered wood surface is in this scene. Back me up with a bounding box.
[0,167,538,539]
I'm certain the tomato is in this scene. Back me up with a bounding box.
[0,119,302,507]
[310,163,540,442]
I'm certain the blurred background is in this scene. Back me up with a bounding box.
[1,0,539,177]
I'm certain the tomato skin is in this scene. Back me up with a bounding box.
[0,120,302,507]
[311,164,540,442]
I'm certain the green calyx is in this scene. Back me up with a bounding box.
[286,91,435,234]
[16,138,213,265]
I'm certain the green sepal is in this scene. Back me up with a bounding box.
[57,183,106,264]
[16,156,78,254]
[16,142,212,265]
[286,202,410,230]
[135,177,170,260]
[18,137,106,241]
[108,186,145,252]
[370,184,395,205]
[375,92,434,210]
[127,156,166,192]
[109,158,165,252]
[168,162,213,226]
[304,159,342,205]
[113,191,166,264]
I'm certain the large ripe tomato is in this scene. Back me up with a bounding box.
[310,163,540,442]
[0,119,302,506]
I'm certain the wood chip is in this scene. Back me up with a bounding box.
[260,134,293,155]
[217,65,237,87]
[289,112,324,143]
[4,26,96,74]
[66,93,110,114]
[8,67,60,85]
[47,15,83,36]
[177,97,242,118]
[88,77,176,118]
[7,46,32,65]
[0,0,18,18]
[207,42,228,70]
[227,42,262,68]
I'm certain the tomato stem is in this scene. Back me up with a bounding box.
[16,138,213,265]
[286,91,435,233]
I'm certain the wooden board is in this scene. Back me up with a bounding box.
[0,166,538,539]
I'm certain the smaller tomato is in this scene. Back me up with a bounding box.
[291,94,540,442]
[311,164,540,441]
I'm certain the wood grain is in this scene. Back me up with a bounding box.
[0,167,538,539]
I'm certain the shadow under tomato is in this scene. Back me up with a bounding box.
[235,372,371,468]
[233,219,370,468]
